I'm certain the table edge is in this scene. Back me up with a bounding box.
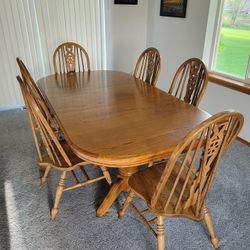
[37,71,211,168]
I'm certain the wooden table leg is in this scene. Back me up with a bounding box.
[96,167,137,217]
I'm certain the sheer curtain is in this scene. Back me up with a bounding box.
[0,0,107,106]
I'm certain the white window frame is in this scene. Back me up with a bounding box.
[208,0,250,82]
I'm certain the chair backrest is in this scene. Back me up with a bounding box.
[17,75,43,162]
[22,80,72,167]
[16,58,45,102]
[133,47,161,86]
[168,58,208,107]
[53,42,91,74]
[16,58,58,129]
[151,111,244,217]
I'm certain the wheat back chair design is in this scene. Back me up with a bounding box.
[21,79,112,220]
[53,42,91,74]
[133,47,161,86]
[119,111,244,250]
[169,58,208,107]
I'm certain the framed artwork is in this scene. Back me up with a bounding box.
[114,0,138,5]
[160,0,188,18]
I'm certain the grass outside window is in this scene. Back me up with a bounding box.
[214,6,250,79]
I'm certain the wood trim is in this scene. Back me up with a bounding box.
[208,72,250,95]
[237,136,250,147]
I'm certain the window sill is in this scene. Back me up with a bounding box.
[208,71,250,95]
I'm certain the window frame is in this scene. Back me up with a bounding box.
[209,0,250,82]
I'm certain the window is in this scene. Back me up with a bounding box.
[212,0,250,80]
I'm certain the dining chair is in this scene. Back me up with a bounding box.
[53,42,91,74]
[17,75,44,164]
[168,58,208,107]
[17,58,83,186]
[20,78,112,220]
[133,47,161,86]
[17,58,60,174]
[17,58,63,175]
[119,111,244,250]
[17,75,64,181]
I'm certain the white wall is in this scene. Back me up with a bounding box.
[0,0,106,107]
[108,0,249,142]
[200,84,250,141]
[146,0,211,91]
[107,0,148,72]
[107,0,210,88]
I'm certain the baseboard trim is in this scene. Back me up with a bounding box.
[0,105,24,111]
[237,136,250,147]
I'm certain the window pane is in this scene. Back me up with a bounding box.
[214,0,250,78]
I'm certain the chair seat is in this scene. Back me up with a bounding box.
[129,161,198,218]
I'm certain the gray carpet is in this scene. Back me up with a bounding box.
[0,108,249,250]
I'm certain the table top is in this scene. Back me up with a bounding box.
[37,70,210,167]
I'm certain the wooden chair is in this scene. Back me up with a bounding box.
[17,75,44,164]
[133,47,161,86]
[20,78,112,220]
[168,58,208,107]
[17,58,62,173]
[119,111,244,250]
[53,42,91,74]
[17,75,64,177]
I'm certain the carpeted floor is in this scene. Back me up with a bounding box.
[0,108,249,250]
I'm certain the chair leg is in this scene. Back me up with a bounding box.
[157,216,165,250]
[100,166,112,185]
[41,165,51,184]
[119,191,134,218]
[51,171,67,220]
[203,206,219,249]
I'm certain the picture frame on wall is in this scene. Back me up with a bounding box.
[160,0,188,18]
[114,0,138,5]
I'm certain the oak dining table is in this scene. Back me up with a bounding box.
[37,70,210,217]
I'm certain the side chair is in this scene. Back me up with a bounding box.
[168,58,208,107]
[133,47,161,87]
[16,58,61,171]
[19,77,112,220]
[53,42,91,74]
[16,75,74,183]
[119,111,244,250]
